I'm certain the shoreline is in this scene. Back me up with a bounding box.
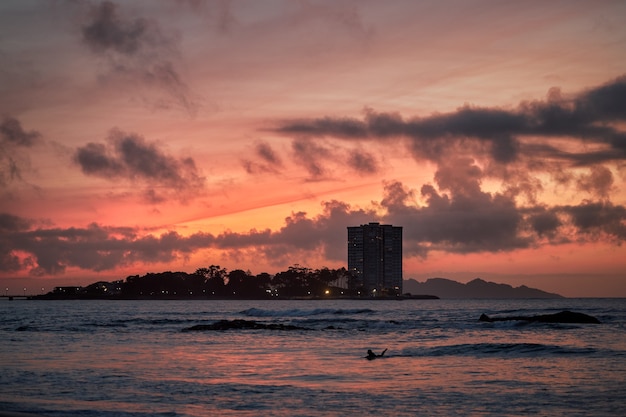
[18,294,440,301]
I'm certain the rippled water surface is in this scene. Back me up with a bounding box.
[1,298,625,416]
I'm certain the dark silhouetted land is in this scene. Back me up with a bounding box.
[404,277,563,299]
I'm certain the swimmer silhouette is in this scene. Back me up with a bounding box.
[366,348,387,360]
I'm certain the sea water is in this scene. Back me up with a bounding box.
[1,298,625,416]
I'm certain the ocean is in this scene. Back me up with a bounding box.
[1,298,624,416]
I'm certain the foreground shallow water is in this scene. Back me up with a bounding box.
[1,298,625,416]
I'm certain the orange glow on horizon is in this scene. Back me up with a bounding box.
[1,1,625,296]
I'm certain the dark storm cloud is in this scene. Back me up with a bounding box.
[274,75,626,165]
[74,129,205,198]
[81,1,198,116]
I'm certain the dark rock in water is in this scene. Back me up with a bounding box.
[479,313,491,322]
[479,310,600,324]
[182,319,308,331]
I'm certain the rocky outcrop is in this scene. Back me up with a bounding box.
[479,310,600,324]
[182,319,308,331]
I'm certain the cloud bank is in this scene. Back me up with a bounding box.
[2,182,624,276]
[275,75,626,167]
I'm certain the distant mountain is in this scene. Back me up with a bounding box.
[403,277,563,299]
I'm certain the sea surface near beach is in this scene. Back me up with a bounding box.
[1,298,625,416]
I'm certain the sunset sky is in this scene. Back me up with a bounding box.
[1,0,625,297]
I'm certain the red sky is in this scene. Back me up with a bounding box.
[1,0,625,297]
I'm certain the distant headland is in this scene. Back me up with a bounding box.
[404,277,563,299]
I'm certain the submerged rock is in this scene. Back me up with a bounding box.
[479,310,600,324]
[182,319,308,331]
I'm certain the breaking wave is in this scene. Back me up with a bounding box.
[239,307,375,317]
[401,342,601,358]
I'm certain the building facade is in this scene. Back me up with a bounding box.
[347,222,402,295]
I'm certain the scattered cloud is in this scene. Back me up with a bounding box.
[244,139,381,179]
[0,116,41,188]
[242,141,283,175]
[1,116,41,147]
[74,128,205,201]
[82,1,160,55]
[81,1,199,115]
[347,149,379,175]
[291,138,332,180]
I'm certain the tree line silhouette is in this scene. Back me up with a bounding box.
[45,265,367,299]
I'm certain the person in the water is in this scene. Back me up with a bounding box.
[366,348,387,360]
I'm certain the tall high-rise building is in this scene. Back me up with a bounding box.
[347,222,402,295]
